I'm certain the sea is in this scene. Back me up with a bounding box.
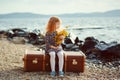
[0,17,120,43]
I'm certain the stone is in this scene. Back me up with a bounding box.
[88,54,96,59]
[81,37,99,53]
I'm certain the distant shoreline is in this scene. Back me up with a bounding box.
[0,9,120,18]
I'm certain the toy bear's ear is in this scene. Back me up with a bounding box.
[63,29,68,37]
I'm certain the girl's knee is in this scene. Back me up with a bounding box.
[57,51,64,56]
[49,51,56,58]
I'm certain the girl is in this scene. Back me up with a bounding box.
[45,16,65,77]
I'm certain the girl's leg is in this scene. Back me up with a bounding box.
[49,51,56,72]
[57,50,64,71]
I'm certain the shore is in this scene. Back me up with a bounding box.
[0,39,120,80]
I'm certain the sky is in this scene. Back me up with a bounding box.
[0,0,120,14]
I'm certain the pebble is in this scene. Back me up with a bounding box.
[0,40,120,80]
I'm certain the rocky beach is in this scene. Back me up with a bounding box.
[0,36,120,80]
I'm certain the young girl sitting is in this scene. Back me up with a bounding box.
[45,16,68,77]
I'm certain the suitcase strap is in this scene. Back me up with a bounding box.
[64,54,67,72]
[43,54,45,71]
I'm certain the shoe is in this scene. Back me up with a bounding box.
[59,71,64,77]
[50,71,56,77]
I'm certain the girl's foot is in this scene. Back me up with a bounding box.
[59,71,64,77]
[50,71,56,77]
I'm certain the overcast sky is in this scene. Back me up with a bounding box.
[0,0,120,14]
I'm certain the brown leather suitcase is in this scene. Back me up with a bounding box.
[23,50,45,72]
[23,50,85,73]
[45,51,85,73]
[64,51,86,72]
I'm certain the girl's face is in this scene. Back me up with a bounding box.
[56,22,61,29]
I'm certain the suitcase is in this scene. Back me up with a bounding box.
[23,50,62,72]
[23,50,85,72]
[64,51,86,72]
[45,51,85,73]
[23,50,45,72]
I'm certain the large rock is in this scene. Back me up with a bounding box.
[95,41,118,51]
[7,28,29,38]
[0,30,8,39]
[28,32,45,45]
[81,37,99,53]
[62,34,82,51]
[95,41,120,57]
[62,43,80,51]
[103,44,120,57]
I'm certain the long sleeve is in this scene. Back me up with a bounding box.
[45,33,51,48]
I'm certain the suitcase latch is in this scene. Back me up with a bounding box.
[72,59,77,65]
[32,58,38,64]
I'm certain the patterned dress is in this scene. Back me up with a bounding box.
[45,31,63,53]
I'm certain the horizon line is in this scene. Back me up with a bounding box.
[0,9,120,15]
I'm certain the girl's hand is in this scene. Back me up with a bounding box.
[50,45,59,49]
[54,46,59,49]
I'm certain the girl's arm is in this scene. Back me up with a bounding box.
[45,33,58,49]
[45,33,51,47]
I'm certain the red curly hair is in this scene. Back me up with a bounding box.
[46,16,61,33]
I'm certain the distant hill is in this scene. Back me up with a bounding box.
[0,12,49,18]
[0,9,120,18]
[59,9,120,17]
